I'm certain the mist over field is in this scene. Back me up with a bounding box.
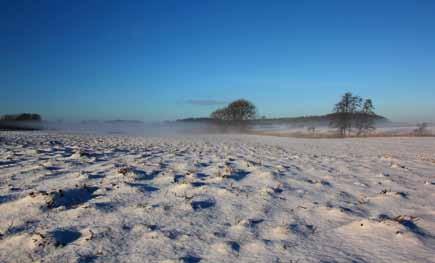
[28,117,430,138]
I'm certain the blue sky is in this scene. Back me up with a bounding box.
[1,0,434,122]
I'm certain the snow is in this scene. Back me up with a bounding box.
[0,131,434,262]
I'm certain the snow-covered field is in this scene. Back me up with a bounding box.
[0,131,434,262]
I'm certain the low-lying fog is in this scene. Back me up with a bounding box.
[32,120,433,137]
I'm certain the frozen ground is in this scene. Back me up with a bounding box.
[0,131,434,262]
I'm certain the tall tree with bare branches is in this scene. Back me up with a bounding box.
[355,99,376,135]
[330,92,362,136]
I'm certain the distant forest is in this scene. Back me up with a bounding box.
[0,113,43,130]
[0,113,42,121]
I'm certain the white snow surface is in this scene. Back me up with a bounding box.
[0,131,434,263]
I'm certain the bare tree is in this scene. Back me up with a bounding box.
[210,99,257,121]
[414,123,429,136]
[356,99,376,136]
[226,99,257,121]
[330,92,362,136]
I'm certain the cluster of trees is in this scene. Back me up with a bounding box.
[210,99,257,121]
[208,94,381,137]
[0,113,42,121]
[330,92,376,136]
[0,113,43,130]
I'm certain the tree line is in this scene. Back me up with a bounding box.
[0,113,43,130]
[210,93,380,137]
[0,113,42,121]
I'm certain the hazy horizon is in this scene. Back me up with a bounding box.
[1,1,435,123]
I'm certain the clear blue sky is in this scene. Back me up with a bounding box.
[1,0,434,122]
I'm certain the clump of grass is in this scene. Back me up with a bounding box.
[118,167,131,175]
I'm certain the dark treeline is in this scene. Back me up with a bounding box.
[178,113,387,126]
[1,113,42,121]
[0,113,43,130]
[178,93,390,137]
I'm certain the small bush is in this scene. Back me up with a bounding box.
[414,123,429,136]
